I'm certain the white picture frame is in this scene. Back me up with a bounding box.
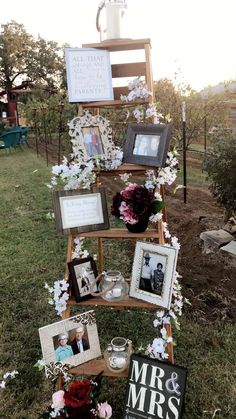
[68,110,116,163]
[130,241,178,309]
[65,47,114,102]
[39,310,101,368]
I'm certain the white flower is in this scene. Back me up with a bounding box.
[119,173,131,184]
[82,250,89,258]
[0,381,6,389]
[156,310,165,318]
[164,229,171,239]
[153,319,162,327]
[162,316,170,324]
[154,191,162,201]
[144,180,154,190]
[149,212,163,223]
[60,280,69,292]
[52,165,62,175]
[152,338,165,354]
[171,236,181,250]
[160,327,167,338]
[133,108,144,122]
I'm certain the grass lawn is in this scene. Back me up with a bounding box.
[0,149,235,418]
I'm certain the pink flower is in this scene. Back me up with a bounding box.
[119,201,138,224]
[52,390,65,409]
[97,401,112,418]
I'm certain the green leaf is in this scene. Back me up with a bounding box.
[151,200,165,213]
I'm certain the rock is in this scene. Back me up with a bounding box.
[200,229,234,249]
[220,240,236,259]
[223,220,236,235]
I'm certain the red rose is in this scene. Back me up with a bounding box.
[64,379,93,409]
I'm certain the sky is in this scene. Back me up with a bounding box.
[1,0,236,91]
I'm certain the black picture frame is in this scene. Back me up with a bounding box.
[123,123,171,168]
[68,256,98,302]
[53,186,110,235]
[123,354,187,419]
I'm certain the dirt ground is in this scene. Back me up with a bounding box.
[165,185,236,322]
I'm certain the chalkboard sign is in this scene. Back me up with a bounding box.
[123,354,187,419]
[65,48,114,102]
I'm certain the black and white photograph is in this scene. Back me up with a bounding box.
[130,241,178,309]
[123,123,171,168]
[68,256,98,302]
[39,311,101,368]
[82,126,104,156]
[139,251,166,295]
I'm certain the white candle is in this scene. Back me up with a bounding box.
[112,288,122,298]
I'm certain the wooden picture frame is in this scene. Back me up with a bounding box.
[68,110,115,163]
[123,123,171,168]
[123,354,187,419]
[39,311,101,368]
[68,256,98,303]
[129,241,178,309]
[53,187,109,235]
[65,48,114,102]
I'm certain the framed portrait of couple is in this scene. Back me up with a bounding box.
[130,241,178,309]
[68,111,115,163]
[39,310,101,369]
[123,123,171,168]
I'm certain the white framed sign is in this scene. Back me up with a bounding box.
[53,187,110,235]
[60,193,104,229]
[65,47,114,102]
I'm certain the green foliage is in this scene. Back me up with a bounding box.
[204,127,236,219]
[151,199,165,213]
[0,21,64,94]
[24,93,76,154]
[154,78,230,149]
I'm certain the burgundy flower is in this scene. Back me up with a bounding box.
[111,192,123,217]
[111,183,154,223]
[64,379,92,409]
[66,405,96,419]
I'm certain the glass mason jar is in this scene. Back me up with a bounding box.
[100,270,129,301]
[104,337,132,373]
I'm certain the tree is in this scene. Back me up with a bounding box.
[154,78,230,149]
[0,21,64,119]
[204,126,236,220]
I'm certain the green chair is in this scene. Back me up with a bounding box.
[0,131,21,152]
[19,127,29,146]
[9,126,29,146]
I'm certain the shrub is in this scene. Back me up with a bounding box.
[204,126,236,220]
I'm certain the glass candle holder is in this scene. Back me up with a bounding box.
[100,270,129,302]
[104,337,132,373]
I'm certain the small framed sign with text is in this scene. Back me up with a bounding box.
[65,48,114,102]
[123,354,187,419]
[53,187,110,235]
